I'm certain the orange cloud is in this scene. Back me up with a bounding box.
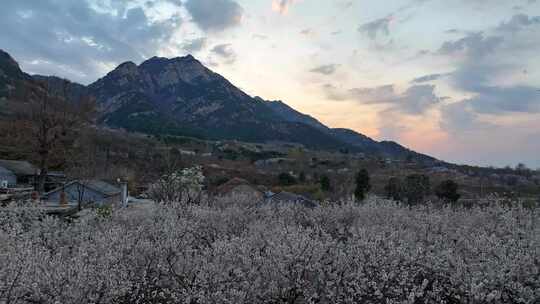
[272,0,300,15]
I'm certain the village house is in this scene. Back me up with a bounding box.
[0,166,16,189]
[43,180,123,207]
[0,159,38,188]
[215,177,265,201]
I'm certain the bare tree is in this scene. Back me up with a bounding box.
[14,79,96,193]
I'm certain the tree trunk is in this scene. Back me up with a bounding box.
[38,152,48,193]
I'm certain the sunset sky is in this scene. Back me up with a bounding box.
[1,0,539,168]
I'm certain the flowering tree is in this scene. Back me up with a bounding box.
[148,166,205,205]
[0,197,539,303]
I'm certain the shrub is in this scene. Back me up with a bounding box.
[278,172,297,186]
[435,179,461,203]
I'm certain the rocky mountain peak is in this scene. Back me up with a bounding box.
[114,61,139,76]
[138,54,214,85]
[0,49,25,79]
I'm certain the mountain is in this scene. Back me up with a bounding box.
[0,49,33,101]
[32,75,89,103]
[261,96,435,161]
[262,98,328,130]
[86,55,349,150]
[0,49,437,162]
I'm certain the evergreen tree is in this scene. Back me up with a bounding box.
[354,169,371,201]
[320,175,331,192]
[299,171,306,183]
[403,174,431,205]
[435,180,461,203]
[385,177,402,201]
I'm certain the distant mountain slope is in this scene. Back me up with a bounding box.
[262,98,328,130]
[262,96,436,161]
[0,49,438,162]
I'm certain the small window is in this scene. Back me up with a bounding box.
[0,180,8,189]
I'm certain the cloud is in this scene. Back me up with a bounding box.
[439,102,487,133]
[395,85,441,114]
[211,43,236,64]
[310,64,339,75]
[181,37,207,53]
[272,0,298,15]
[300,28,316,36]
[252,34,268,40]
[436,16,540,115]
[324,83,440,115]
[185,0,243,32]
[496,14,540,32]
[358,15,394,40]
[411,73,444,83]
[335,1,353,10]
[465,85,540,114]
[432,14,540,167]
[347,85,398,104]
[438,32,503,58]
[0,0,182,84]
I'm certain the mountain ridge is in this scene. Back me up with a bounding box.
[0,49,437,162]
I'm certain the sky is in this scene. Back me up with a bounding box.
[1,0,540,168]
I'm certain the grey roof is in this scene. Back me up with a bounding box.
[46,179,121,197]
[0,160,37,176]
[83,180,121,196]
[0,166,15,176]
[266,192,319,208]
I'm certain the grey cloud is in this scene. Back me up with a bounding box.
[411,73,444,83]
[310,64,339,75]
[496,14,540,32]
[211,43,236,64]
[347,85,398,104]
[465,85,540,114]
[358,16,393,40]
[335,1,353,10]
[439,101,494,133]
[444,29,461,34]
[322,84,348,101]
[325,83,440,115]
[181,37,207,53]
[0,0,182,84]
[394,84,441,114]
[438,32,503,58]
[185,0,243,32]
[434,12,540,166]
[437,15,540,115]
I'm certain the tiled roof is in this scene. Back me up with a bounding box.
[45,179,121,197]
[0,160,37,176]
[266,192,318,208]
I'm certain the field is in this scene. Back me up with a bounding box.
[1,198,539,304]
